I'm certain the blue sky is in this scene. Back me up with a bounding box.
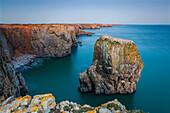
[0,0,169,24]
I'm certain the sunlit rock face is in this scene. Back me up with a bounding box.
[0,25,77,58]
[0,24,118,58]
[0,24,118,69]
[0,31,28,99]
[79,35,144,94]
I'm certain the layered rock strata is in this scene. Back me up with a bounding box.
[0,93,143,113]
[0,31,28,99]
[79,35,143,94]
[0,25,77,58]
[0,24,118,69]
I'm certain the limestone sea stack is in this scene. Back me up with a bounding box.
[79,35,144,94]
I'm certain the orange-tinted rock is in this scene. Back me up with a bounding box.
[77,41,82,44]
[0,24,117,58]
[0,25,77,58]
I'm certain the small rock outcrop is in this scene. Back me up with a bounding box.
[0,93,143,113]
[79,35,143,94]
[0,31,28,99]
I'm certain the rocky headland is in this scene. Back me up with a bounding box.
[0,93,143,113]
[0,24,120,69]
[79,35,143,94]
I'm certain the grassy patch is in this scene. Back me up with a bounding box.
[107,103,122,111]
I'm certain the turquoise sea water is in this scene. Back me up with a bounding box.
[22,25,170,113]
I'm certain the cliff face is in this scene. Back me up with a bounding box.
[0,24,119,58]
[0,31,28,99]
[79,35,143,94]
[0,25,78,58]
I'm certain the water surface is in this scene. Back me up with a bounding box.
[22,25,170,113]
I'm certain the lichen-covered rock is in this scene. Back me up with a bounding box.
[0,95,31,113]
[50,98,127,113]
[27,93,56,113]
[79,35,144,94]
[0,94,55,113]
[0,93,144,113]
[0,31,28,99]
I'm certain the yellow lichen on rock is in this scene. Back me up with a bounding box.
[86,109,96,113]
[114,99,118,103]
[0,93,144,113]
[27,93,56,113]
[101,104,107,108]
[0,95,31,113]
[81,104,91,108]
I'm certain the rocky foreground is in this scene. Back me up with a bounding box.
[0,93,143,113]
[79,35,144,94]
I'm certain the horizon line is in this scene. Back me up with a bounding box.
[0,22,169,25]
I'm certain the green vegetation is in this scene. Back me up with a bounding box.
[31,38,38,41]
[80,107,94,112]
[15,72,21,75]
[71,31,75,34]
[128,110,145,113]
[63,106,71,112]
[107,103,122,111]
[50,109,61,113]
[72,107,94,113]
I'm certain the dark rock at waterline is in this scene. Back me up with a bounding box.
[77,41,82,44]
[0,31,28,99]
[79,35,144,94]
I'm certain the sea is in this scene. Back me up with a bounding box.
[22,25,170,113]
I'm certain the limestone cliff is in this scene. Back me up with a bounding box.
[0,24,118,58]
[0,25,77,58]
[0,31,28,99]
[79,35,143,94]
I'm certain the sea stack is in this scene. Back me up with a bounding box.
[79,35,144,94]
